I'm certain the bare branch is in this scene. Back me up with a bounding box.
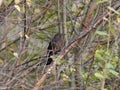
[32,1,120,90]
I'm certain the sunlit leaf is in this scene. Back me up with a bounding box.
[81,72,88,79]
[19,31,23,37]
[96,50,104,54]
[62,73,69,79]
[95,50,104,61]
[113,56,119,62]
[1,43,6,48]
[72,4,77,12]
[117,18,120,23]
[0,59,3,64]
[13,52,19,58]
[15,0,20,4]
[103,89,108,90]
[109,69,119,77]
[95,72,104,79]
[25,34,29,39]
[95,54,104,61]
[35,8,40,13]
[27,0,31,7]
[104,51,111,60]
[0,0,3,6]
[70,67,76,72]
[106,63,114,69]
[14,5,20,12]
[108,6,120,15]
[110,27,116,35]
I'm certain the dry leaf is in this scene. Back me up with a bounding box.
[15,0,20,4]
[0,0,3,6]
[27,0,31,7]
[14,5,20,12]
[117,18,120,23]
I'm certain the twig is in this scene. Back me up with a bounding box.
[32,1,120,90]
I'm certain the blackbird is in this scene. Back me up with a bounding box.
[46,33,65,65]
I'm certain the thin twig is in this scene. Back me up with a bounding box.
[32,1,120,90]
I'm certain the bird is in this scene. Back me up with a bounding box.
[46,33,65,65]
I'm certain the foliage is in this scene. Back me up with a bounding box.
[0,0,120,90]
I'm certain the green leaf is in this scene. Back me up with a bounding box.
[72,3,77,12]
[95,72,104,79]
[106,63,114,69]
[96,31,107,36]
[56,59,62,65]
[109,69,119,77]
[62,74,69,79]
[104,51,111,60]
[113,56,119,62]
[13,52,19,58]
[35,33,45,39]
[107,6,120,15]
[95,53,104,61]
[0,59,3,64]
[103,89,108,90]
[97,0,109,5]
[109,28,116,36]
[70,67,76,72]
[81,72,88,79]
[96,49,104,55]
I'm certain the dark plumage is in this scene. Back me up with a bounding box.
[46,33,65,65]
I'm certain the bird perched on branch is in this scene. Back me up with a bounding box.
[46,33,65,65]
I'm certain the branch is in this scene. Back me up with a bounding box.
[32,0,55,23]
[32,1,120,90]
